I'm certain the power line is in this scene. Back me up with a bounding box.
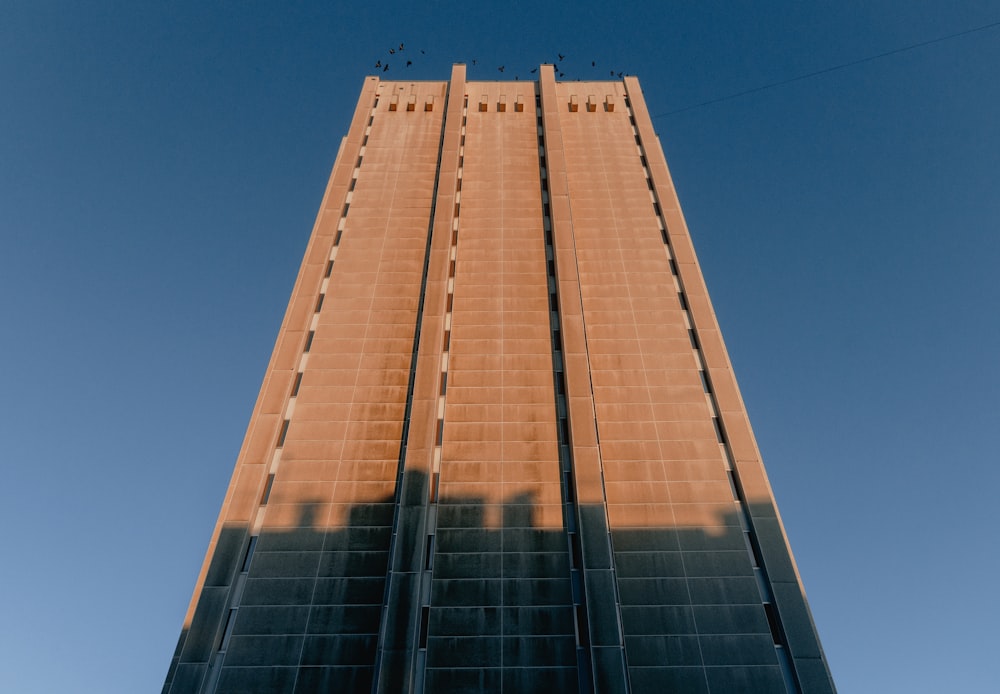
[653,19,1000,118]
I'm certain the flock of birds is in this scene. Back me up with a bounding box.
[372,44,627,81]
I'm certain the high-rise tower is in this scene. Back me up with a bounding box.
[164,64,835,694]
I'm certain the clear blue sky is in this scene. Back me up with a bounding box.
[1,2,997,691]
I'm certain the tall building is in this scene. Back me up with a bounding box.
[164,64,835,694]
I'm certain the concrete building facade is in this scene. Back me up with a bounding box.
[163,64,835,694]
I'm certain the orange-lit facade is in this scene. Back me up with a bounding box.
[164,65,835,693]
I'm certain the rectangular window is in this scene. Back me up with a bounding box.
[763,603,783,645]
[418,606,430,649]
[324,260,334,278]
[574,604,587,647]
[712,417,726,443]
[219,609,238,652]
[277,419,290,447]
[699,371,711,393]
[241,536,258,572]
[728,470,741,500]
[570,533,583,570]
[291,372,303,397]
[260,474,275,504]
[424,536,435,570]
[315,295,324,312]
[304,331,315,352]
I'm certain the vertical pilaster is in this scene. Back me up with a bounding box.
[625,76,835,693]
[539,64,631,694]
[372,63,466,693]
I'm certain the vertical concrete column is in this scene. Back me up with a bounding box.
[625,77,835,693]
[166,76,381,693]
[539,64,630,694]
[372,63,465,694]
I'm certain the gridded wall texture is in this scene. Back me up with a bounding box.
[164,65,835,694]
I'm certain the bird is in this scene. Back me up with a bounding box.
[498,66,504,72]
[559,72,564,78]
[399,43,404,51]
[591,61,596,67]
[515,75,519,80]
[610,70,614,76]
[389,48,395,54]
[375,60,382,68]
[383,64,390,72]
[529,68,537,74]
[558,53,565,61]
[472,59,477,66]
[420,49,425,54]
[617,71,623,78]
[406,60,412,67]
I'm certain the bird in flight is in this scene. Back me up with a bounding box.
[498,65,504,72]
[406,60,412,67]
[383,64,390,72]
[530,68,537,74]
[558,53,565,61]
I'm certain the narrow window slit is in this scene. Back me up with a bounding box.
[241,536,258,572]
[712,417,726,443]
[260,474,275,504]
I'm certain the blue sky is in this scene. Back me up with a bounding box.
[1,2,997,691]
